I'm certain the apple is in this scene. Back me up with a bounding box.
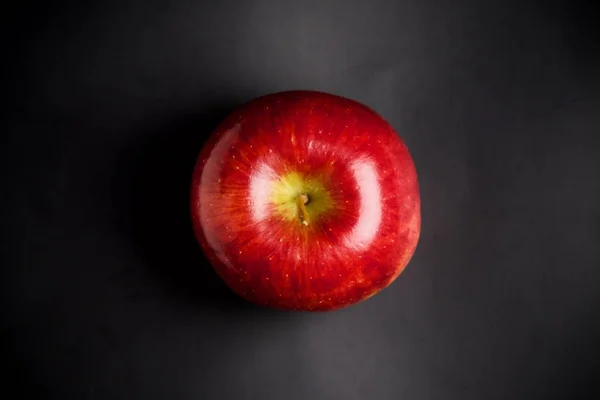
[190,91,420,311]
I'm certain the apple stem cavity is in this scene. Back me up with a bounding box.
[296,194,310,226]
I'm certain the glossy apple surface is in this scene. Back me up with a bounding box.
[191,91,420,311]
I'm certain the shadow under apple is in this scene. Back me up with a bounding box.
[116,102,263,314]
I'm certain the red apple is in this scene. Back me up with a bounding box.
[190,91,420,311]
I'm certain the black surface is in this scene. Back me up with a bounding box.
[3,1,600,399]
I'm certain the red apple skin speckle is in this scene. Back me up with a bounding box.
[191,91,420,311]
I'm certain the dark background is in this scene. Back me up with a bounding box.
[3,0,600,399]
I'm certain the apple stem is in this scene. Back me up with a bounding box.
[296,194,310,226]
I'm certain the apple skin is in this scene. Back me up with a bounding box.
[191,91,420,311]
